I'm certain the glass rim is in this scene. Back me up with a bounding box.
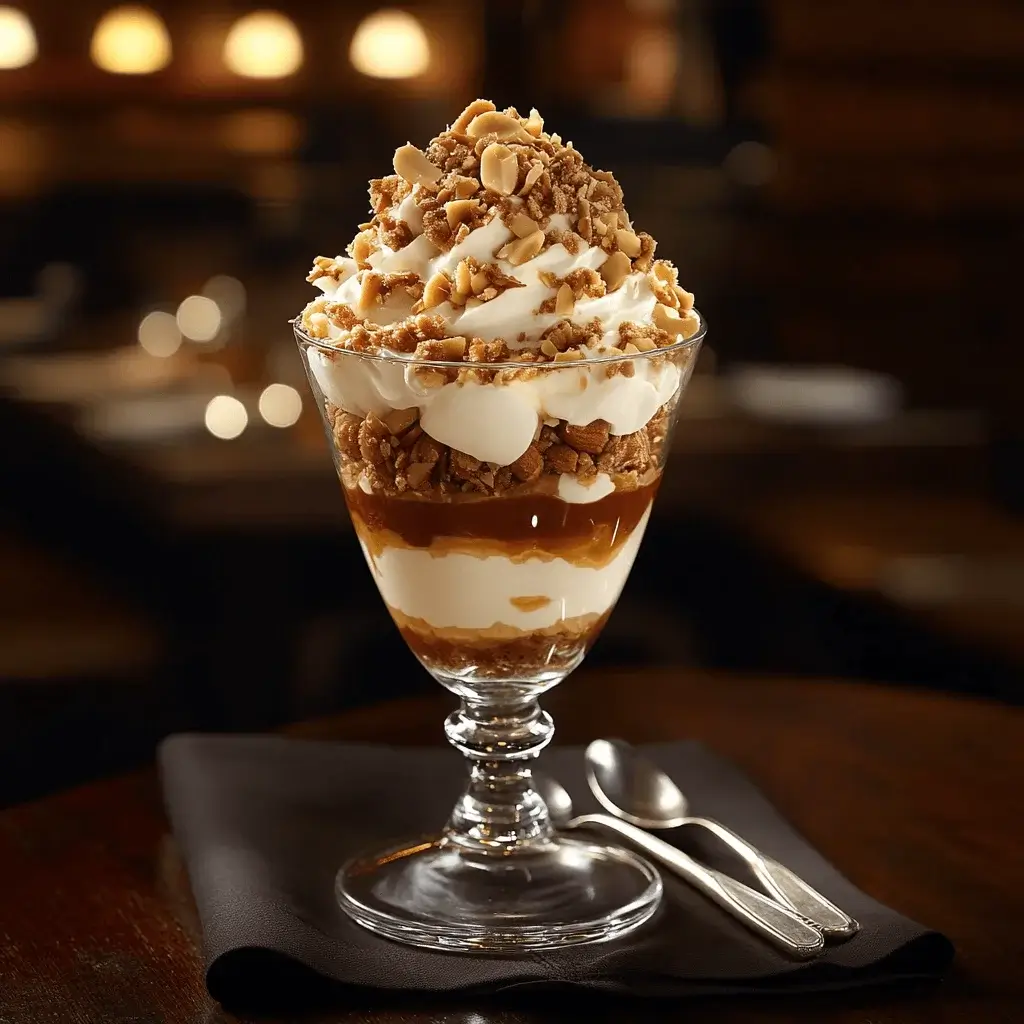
[290,310,706,370]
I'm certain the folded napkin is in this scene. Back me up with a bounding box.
[159,735,953,1007]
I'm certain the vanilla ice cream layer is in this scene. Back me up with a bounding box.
[359,506,651,633]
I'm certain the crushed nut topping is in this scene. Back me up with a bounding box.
[509,211,540,238]
[348,231,376,267]
[378,214,413,252]
[619,321,664,352]
[452,175,480,199]
[393,144,443,187]
[415,337,467,361]
[369,175,411,215]
[306,255,349,284]
[480,143,520,195]
[555,283,575,316]
[418,270,452,311]
[496,230,544,266]
[654,303,701,340]
[445,198,484,230]
[451,98,495,134]
[614,228,642,257]
[466,110,532,142]
[298,98,699,370]
[599,251,632,292]
[519,161,545,196]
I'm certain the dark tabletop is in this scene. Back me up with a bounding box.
[1,668,1021,1023]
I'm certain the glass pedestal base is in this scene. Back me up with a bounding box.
[337,834,662,952]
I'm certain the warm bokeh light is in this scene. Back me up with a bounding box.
[349,9,430,79]
[223,11,303,79]
[90,6,172,75]
[258,383,302,428]
[176,295,222,342]
[202,275,246,323]
[0,6,36,69]
[204,395,248,440]
[137,310,182,357]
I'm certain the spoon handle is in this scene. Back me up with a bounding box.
[689,817,860,940]
[570,814,824,959]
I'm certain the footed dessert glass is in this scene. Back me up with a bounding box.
[295,321,704,952]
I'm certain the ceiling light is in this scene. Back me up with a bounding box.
[223,11,303,79]
[0,7,37,69]
[90,6,171,75]
[349,9,429,79]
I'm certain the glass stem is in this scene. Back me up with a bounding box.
[443,697,555,855]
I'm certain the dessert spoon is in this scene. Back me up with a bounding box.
[535,773,825,959]
[585,738,859,941]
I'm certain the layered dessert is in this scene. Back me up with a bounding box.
[297,100,701,684]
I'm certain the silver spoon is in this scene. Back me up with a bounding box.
[535,773,825,959]
[585,739,859,941]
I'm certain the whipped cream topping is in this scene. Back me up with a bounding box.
[300,99,701,468]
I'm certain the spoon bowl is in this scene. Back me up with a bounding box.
[586,738,688,828]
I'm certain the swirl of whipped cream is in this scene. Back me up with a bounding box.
[313,206,660,350]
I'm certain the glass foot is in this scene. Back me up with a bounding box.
[337,834,662,952]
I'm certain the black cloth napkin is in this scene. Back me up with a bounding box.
[159,735,953,1006]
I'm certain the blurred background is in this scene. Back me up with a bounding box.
[1,0,1021,806]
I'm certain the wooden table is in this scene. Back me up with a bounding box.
[0,669,1021,1023]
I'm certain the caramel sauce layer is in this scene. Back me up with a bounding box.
[345,476,660,560]
[351,512,645,567]
[393,606,610,679]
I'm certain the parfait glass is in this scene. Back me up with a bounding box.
[295,320,704,952]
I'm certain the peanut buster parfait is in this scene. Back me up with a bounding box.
[294,100,704,951]
[297,99,701,696]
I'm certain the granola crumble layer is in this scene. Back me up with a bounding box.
[327,402,670,499]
